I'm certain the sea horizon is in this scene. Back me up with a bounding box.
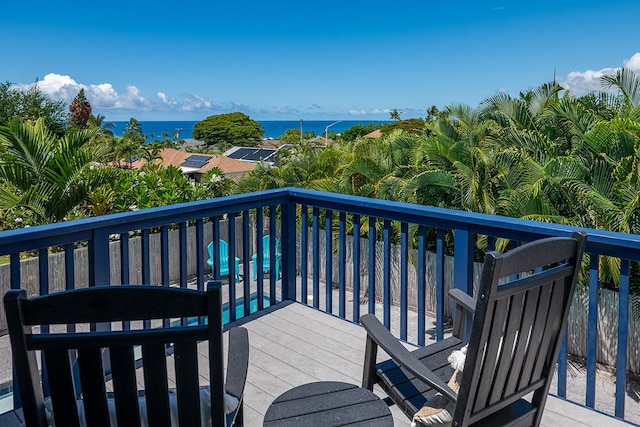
[108,120,393,141]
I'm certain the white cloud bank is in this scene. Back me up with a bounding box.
[562,52,640,95]
[12,73,214,118]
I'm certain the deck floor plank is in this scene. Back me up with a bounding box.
[229,301,632,427]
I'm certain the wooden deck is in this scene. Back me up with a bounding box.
[0,295,635,426]
[228,300,632,427]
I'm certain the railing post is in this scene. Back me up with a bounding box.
[89,230,111,287]
[281,199,297,301]
[454,227,475,341]
[435,228,445,341]
[586,254,599,407]
[615,259,630,419]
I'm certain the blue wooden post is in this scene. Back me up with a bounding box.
[161,226,170,288]
[256,210,264,309]
[119,234,129,287]
[179,222,188,288]
[368,217,376,314]
[325,209,333,314]
[383,219,391,329]
[400,222,408,340]
[229,213,237,319]
[352,214,361,323]
[301,205,308,304]
[586,254,599,407]
[212,218,221,281]
[141,229,150,289]
[417,226,426,346]
[615,259,630,419]
[436,228,445,341]
[90,230,111,287]
[38,248,50,397]
[454,227,474,341]
[195,219,204,291]
[269,208,277,301]
[338,211,346,318]
[281,200,297,301]
[242,211,251,309]
[557,332,567,398]
[312,208,320,309]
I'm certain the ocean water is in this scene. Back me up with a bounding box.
[108,120,392,141]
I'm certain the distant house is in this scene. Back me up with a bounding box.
[364,129,383,139]
[308,136,333,145]
[128,148,256,181]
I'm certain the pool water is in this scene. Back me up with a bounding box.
[222,295,272,323]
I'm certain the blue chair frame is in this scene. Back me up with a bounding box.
[251,235,282,281]
[207,240,241,282]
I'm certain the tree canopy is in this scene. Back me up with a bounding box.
[0,81,67,135]
[69,88,92,128]
[193,112,263,147]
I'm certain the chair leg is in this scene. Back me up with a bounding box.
[362,335,378,390]
[235,401,244,426]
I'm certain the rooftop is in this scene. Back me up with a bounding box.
[129,147,256,176]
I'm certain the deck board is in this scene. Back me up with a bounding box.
[228,301,632,427]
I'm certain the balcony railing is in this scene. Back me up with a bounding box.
[0,187,638,423]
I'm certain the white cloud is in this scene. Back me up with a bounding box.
[349,109,367,115]
[156,92,176,105]
[182,94,212,111]
[624,52,640,71]
[11,73,214,117]
[562,52,640,96]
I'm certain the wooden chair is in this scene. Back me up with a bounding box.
[251,235,282,281]
[4,281,249,427]
[361,231,587,427]
[207,240,242,282]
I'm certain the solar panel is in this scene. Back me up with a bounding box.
[180,154,211,168]
[244,149,276,161]
[226,148,278,162]
[227,148,255,160]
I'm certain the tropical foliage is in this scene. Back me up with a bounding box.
[0,118,118,223]
[0,81,67,135]
[193,112,264,148]
[236,68,640,291]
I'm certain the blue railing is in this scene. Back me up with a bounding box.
[0,187,638,423]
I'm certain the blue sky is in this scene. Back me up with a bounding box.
[2,1,640,121]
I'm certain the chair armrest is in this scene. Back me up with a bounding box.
[225,326,249,400]
[449,288,476,315]
[360,314,457,402]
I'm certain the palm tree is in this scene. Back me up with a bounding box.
[87,114,115,137]
[0,118,120,222]
[389,109,403,121]
[601,67,640,110]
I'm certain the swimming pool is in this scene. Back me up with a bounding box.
[222,294,272,323]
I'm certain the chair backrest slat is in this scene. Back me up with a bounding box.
[110,346,141,427]
[455,231,587,426]
[142,343,171,427]
[44,348,80,427]
[77,347,110,427]
[174,340,202,425]
[487,292,524,405]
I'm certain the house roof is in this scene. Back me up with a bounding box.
[364,129,383,138]
[308,136,333,145]
[128,148,256,176]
